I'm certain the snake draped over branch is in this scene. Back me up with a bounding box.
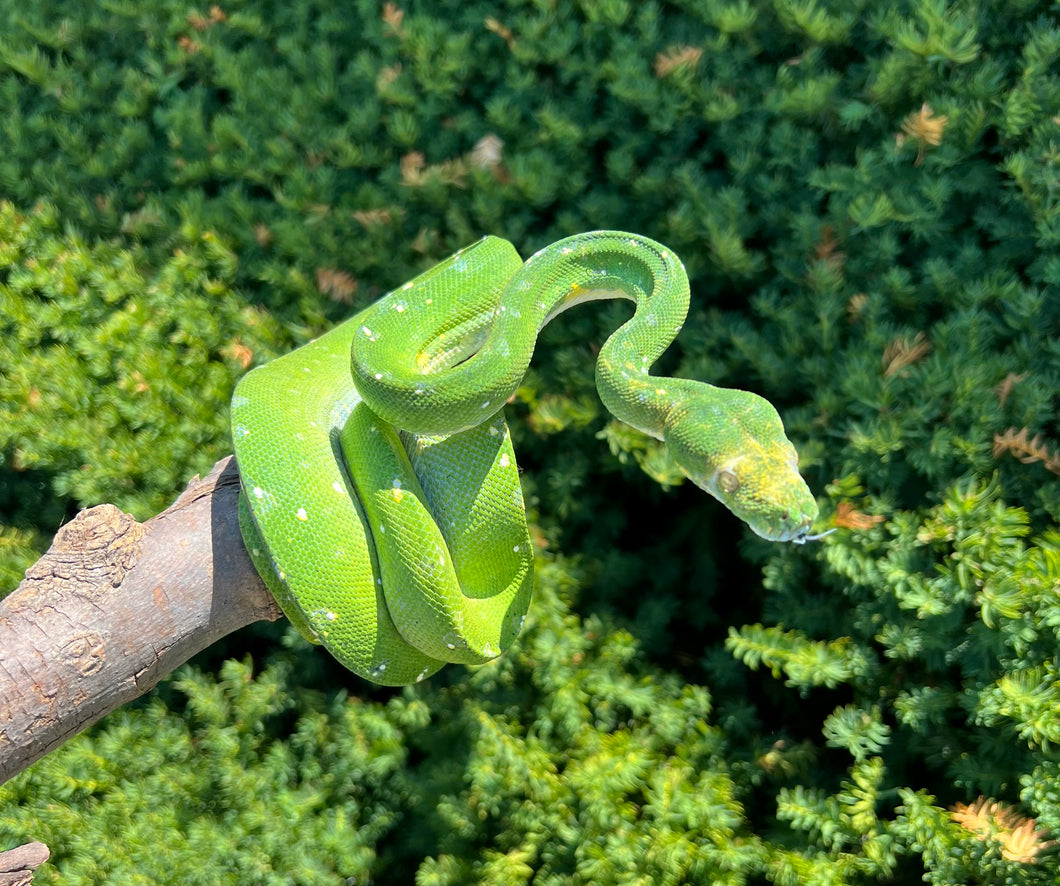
[231,231,826,686]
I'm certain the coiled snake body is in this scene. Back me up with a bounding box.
[231,232,821,685]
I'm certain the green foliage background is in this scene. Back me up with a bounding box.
[1,0,1058,882]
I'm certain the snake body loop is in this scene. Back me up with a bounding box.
[232,232,820,685]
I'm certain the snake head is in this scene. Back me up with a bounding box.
[663,386,820,543]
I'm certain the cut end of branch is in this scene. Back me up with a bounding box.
[0,842,50,885]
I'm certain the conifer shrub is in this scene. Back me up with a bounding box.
[1,0,1057,883]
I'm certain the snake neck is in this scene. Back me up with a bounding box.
[525,233,694,439]
[351,231,693,437]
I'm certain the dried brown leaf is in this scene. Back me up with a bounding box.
[882,332,931,377]
[484,17,516,50]
[995,372,1027,406]
[834,501,885,530]
[316,268,358,304]
[352,208,394,228]
[900,103,948,165]
[814,225,845,270]
[846,293,868,323]
[377,63,402,91]
[382,2,404,35]
[952,798,1057,864]
[400,151,425,184]
[993,427,1060,474]
[470,133,504,169]
[654,46,703,77]
[188,6,225,30]
[222,341,254,370]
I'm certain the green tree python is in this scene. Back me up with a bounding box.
[231,231,827,685]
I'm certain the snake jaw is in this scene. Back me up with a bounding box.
[684,452,820,544]
[662,389,823,545]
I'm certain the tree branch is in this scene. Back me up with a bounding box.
[0,842,49,886]
[0,456,281,785]
[0,839,49,881]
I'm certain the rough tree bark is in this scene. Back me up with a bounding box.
[0,842,49,886]
[0,456,281,786]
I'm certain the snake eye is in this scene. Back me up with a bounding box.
[717,470,739,495]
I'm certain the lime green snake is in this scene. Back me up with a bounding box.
[231,231,824,685]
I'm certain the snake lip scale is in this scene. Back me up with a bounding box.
[231,231,826,685]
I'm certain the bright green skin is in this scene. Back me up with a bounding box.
[231,231,820,685]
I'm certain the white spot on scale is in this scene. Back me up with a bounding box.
[253,486,265,499]
[394,303,406,313]
[296,508,308,521]
[415,388,425,395]
[375,372,383,380]
[513,545,520,553]
[332,481,344,494]
[481,401,490,409]
[447,642,456,650]
[488,425,499,436]
[499,453,510,468]
[416,667,431,682]
[370,661,388,677]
